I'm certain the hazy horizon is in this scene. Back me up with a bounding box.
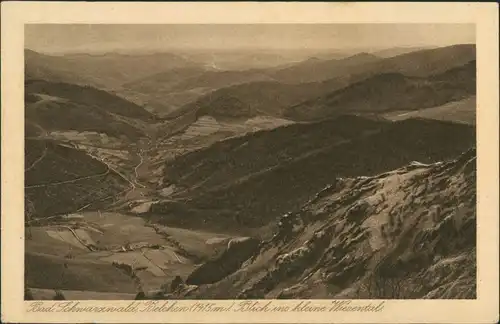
[25,24,475,54]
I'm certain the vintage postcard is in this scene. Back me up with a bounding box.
[1,2,499,323]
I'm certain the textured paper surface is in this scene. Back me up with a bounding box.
[1,2,499,323]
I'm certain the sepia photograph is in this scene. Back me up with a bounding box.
[23,23,478,301]
[1,2,498,323]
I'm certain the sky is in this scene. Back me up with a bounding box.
[25,24,475,54]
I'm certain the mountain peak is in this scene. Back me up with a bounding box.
[343,52,379,61]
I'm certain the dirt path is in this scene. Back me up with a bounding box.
[59,225,94,251]
[25,145,48,173]
[25,122,49,172]
[25,169,110,189]
[134,152,145,179]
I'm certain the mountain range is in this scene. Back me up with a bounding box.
[172,44,475,121]
[23,42,477,300]
[287,60,476,121]
[26,44,475,121]
[25,49,192,89]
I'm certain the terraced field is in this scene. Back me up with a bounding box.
[179,115,294,140]
[153,115,295,164]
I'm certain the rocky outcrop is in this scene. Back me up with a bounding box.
[171,148,476,299]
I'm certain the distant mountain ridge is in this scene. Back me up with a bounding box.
[26,44,475,120]
[286,60,476,121]
[370,46,434,58]
[269,52,381,83]
[179,56,475,122]
[25,49,195,89]
[122,51,381,101]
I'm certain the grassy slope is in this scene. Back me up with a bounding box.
[25,139,129,218]
[151,117,475,233]
[172,148,476,299]
[25,211,234,298]
[25,80,158,140]
[25,252,137,293]
[383,96,476,125]
[28,288,135,300]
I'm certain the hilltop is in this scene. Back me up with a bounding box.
[25,79,157,140]
[270,52,381,84]
[286,60,476,121]
[179,78,347,120]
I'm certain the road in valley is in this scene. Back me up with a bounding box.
[25,121,162,218]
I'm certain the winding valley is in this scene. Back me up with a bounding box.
[23,42,477,300]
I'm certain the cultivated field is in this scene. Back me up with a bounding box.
[25,211,236,297]
[384,96,476,125]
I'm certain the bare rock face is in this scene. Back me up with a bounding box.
[185,237,260,286]
[173,148,476,299]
